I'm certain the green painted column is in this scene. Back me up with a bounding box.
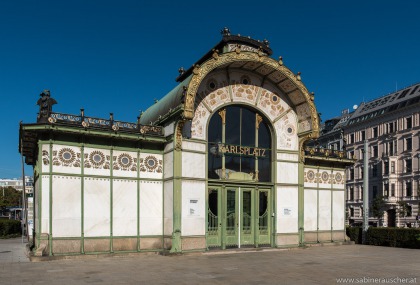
[298,161,305,246]
[170,122,183,253]
[48,140,53,256]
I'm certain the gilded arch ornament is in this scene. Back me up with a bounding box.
[182,50,319,159]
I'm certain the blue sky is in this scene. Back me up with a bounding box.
[1,0,420,178]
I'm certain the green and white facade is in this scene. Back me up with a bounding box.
[20,30,353,256]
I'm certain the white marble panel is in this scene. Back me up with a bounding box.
[318,169,332,189]
[52,145,82,175]
[191,103,211,140]
[41,144,50,173]
[182,152,206,179]
[84,178,110,237]
[164,142,174,153]
[182,141,206,152]
[164,181,173,236]
[52,176,81,237]
[181,180,206,236]
[41,176,50,233]
[332,191,345,230]
[274,112,298,151]
[113,180,137,236]
[304,189,318,231]
[113,150,138,178]
[277,152,299,162]
[332,170,345,190]
[257,85,290,122]
[304,168,318,188]
[139,181,163,235]
[318,190,331,231]
[277,162,298,184]
[139,153,163,179]
[164,152,173,179]
[84,147,111,177]
[277,186,298,233]
[164,122,175,137]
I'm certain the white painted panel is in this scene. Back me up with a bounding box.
[318,190,331,231]
[84,178,110,237]
[332,191,345,230]
[52,176,81,237]
[182,152,205,179]
[181,180,205,236]
[139,153,163,179]
[164,181,173,236]
[164,152,173,179]
[41,144,50,173]
[277,152,299,161]
[277,186,298,233]
[113,150,138,178]
[84,147,111,177]
[113,180,137,236]
[304,189,318,231]
[140,181,163,235]
[277,162,298,184]
[52,145,82,175]
[41,176,50,233]
[182,141,206,152]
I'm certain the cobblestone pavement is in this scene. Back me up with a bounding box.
[0,237,419,284]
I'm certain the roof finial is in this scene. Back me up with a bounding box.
[221,27,231,37]
[263,39,270,47]
[178,67,185,75]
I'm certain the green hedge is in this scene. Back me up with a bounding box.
[367,227,420,249]
[346,226,420,249]
[0,219,21,237]
[346,226,363,244]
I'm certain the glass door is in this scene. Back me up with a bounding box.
[240,188,254,246]
[207,187,221,248]
[257,189,271,246]
[224,188,238,247]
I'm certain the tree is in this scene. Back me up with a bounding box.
[370,195,387,226]
[0,187,21,211]
[397,201,411,227]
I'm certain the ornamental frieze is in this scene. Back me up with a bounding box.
[51,147,81,168]
[139,155,163,173]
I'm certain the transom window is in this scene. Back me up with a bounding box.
[208,106,271,182]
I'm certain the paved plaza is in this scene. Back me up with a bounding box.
[0,237,419,284]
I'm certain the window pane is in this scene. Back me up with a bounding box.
[225,106,240,145]
[258,120,271,149]
[241,108,255,147]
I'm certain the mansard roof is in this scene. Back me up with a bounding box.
[347,82,420,127]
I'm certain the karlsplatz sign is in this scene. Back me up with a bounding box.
[217,143,268,158]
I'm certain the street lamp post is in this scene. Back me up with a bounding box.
[362,140,369,244]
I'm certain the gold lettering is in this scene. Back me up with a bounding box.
[261,149,266,157]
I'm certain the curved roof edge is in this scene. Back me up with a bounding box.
[139,75,192,125]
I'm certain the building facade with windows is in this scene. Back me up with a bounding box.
[0,176,34,193]
[319,83,420,227]
[19,29,353,256]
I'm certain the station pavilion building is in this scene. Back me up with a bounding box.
[20,29,353,256]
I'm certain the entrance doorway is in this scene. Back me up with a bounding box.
[207,186,271,249]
